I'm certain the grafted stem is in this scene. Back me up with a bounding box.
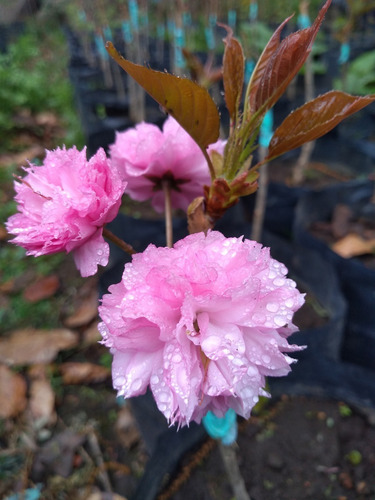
[219,441,252,500]
[162,179,173,247]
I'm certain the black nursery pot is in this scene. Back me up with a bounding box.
[293,180,375,401]
[240,180,375,410]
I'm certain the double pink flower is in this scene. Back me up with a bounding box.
[99,231,305,426]
[6,146,126,277]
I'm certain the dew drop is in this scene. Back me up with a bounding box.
[114,376,126,387]
[247,365,257,376]
[131,378,142,392]
[158,392,170,403]
[150,374,159,385]
[262,354,271,364]
[202,335,222,352]
[158,403,167,412]
[273,277,285,286]
[268,270,277,279]
[275,315,287,326]
[266,302,279,313]
[172,353,182,363]
[241,387,253,398]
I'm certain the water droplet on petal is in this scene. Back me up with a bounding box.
[114,376,126,387]
[232,357,244,367]
[131,378,142,392]
[247,365,258,377]
[266,302,279,313]
[273,277,285,287]
[158,392,170,403]
[275,315,286,327]
[262,354,271,365]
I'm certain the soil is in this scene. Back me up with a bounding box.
[166,396,375,500]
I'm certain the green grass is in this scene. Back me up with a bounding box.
[0,20,84,151]
[0,16,86,335]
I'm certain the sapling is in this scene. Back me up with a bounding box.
[6,0,375,498]
[292,0,316,185]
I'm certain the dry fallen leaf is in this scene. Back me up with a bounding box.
[87,493,128,500]
[0,364,27,418]
[331,233,375,258]
[23,274,60,303]
[60,362,110,385]
[116,405,141,449]
[64,291,99,328]
[0,328,78,366]
[28,366,56,427]
[0,144,45,168]
[82,321,102,346]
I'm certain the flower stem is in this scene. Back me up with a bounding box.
[103,227,136,255]
[219,442,252,500]
[251,146,268,243]
[162,179,173,247]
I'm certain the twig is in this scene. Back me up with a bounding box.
[162,180,173,247]
[86,428,113,493]
[103,227,136,255]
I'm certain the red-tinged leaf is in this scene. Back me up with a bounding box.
[248,0,332,115]
[248,15,292,113]
[23,274,60,303]
[106,42,220,150]
[220,24,245,123]
[266,91,375,160]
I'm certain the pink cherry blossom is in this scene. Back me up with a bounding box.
[98,231,305,426]
[6,146,126,277]
[109,115,226,213]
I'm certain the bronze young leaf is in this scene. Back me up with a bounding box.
[105,42,220,154]
[247,0,332,117]
[266,91,375,161]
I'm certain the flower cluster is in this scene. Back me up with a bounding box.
[98,231,305,426]
[6,146,126,277]
[109,115,226,212]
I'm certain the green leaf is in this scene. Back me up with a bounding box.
[106,42,220,151]
[220,24,244,124]
[247,0,332,116]
[266,91,375,160]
